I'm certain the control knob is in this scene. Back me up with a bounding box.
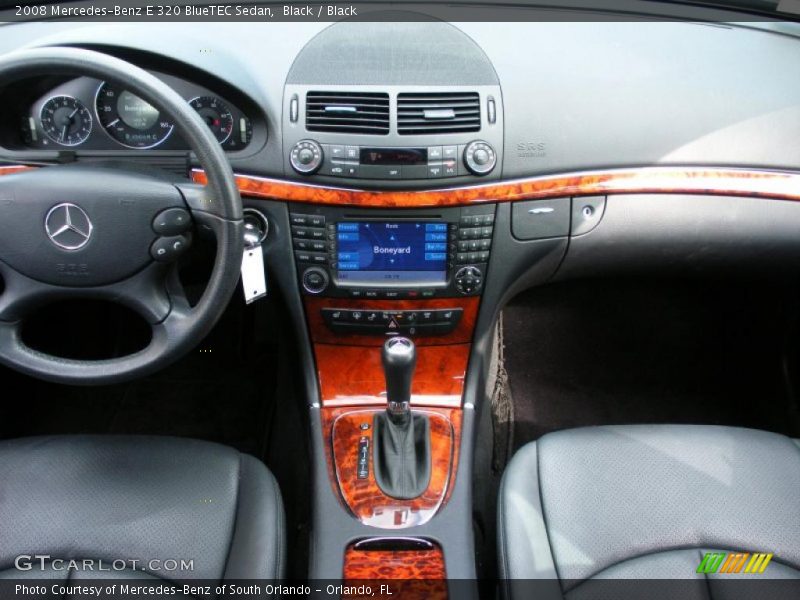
[463,140,496,176]
[302,266,329,294]
[290,139,323,174]
[454,266,483,295]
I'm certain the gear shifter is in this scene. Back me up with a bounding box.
[373,337,431,500]
[383,337,416,426]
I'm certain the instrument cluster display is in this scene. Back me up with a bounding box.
[22,72,254,152]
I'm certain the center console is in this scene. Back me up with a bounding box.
[291,203,495,340]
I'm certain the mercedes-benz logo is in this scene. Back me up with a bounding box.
[45,203,93,250]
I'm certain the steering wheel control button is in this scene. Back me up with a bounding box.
[45,202,93,250]
[290,140,323,174]
[152,208,191,236]
[302,266,330,294]
[463,140,497,176]
[455,266,483,295]
[151,234,191,262]
[571,195,607,236]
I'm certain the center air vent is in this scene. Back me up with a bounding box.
[306,91,390,135]
[397,92,481,135]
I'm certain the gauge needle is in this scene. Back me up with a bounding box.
[106,118,120,128]
[60,124,68,140]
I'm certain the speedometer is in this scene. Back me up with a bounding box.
[95,82,174,148]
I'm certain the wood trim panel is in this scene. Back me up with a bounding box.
[7,165,800,207]
[303,296,479,347]
[344,542,447,598]
[191,166,800,208]
[323,406,461,529]
[0,165,33,176]
[314,344,469,408]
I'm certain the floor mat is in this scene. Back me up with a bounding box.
[503,279,800,449]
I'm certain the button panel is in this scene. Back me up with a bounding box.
[322,308,463,336]
[290,205,495,298]
[318,144,486,180]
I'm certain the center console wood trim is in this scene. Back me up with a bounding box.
[190,166,800,208]
[323,406,462,529]
[314,344,469,408]
[344,541,447,596]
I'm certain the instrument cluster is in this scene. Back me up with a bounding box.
[22,71,254,152]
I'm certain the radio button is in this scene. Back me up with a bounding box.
[428,146,443,161]
[383,290,401,299]
[295,251,312,263]
[310,252,328,265]
[302,267,329,294]
[385,167,402,179]
[310,229,326,240]
[348,290,364,298]
[364,290,380,299]
[290,213,308,226]
[292,226,310,238]
[421,290,436,298]
[342,162,359,177]
[443,160,458,177]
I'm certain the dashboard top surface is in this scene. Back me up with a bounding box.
[1,8,800,188]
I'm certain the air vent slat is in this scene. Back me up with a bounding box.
[397,92,481,135]
[306,91,389,135]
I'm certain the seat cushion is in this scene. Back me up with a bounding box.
[498,425,800,591]
[0,435,284,582]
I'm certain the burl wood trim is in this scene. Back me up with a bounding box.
[343,542,447,598]
[322,407,462,529]
[314,344,469,408]
[0,166,33,177]
[191,166,800,208]
[303,296,479,347]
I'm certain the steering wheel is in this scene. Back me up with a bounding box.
[0,47,244,385]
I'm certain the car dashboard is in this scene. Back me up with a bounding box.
[1,2,800,591]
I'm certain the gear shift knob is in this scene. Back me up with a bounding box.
[382,337,416,425]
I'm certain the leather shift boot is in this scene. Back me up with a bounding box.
[372,412,431,500]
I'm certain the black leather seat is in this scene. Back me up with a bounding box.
[0,436,284,582]
[498,425,800,594]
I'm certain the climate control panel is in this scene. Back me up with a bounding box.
[289,140,497,180]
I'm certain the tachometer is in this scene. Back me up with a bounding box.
[189,96,234,144]
[40,95,92,146]
[95,82,174,148]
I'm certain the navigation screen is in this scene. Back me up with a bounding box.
[336,221,448,286]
